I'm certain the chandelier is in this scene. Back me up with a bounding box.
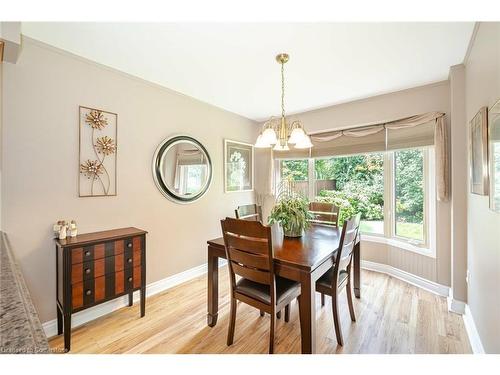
[255,53,313,151]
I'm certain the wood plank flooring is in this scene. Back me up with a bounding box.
[49,268,472,354]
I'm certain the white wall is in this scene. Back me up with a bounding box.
[256,81,452,286]
[464,22,500,353]
[1,37,258,323]
[449,64,468,304]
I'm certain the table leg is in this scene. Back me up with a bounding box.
[353,240,361,298]
[298,273,316,354]
[207,251,219,327]
[57,305,63,335]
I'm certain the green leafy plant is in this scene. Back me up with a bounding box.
[316,180,383,225]
[268,195,314,237]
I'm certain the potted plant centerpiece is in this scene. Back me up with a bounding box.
[268,192,314,238]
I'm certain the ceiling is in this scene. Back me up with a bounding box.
[22,22,475,121]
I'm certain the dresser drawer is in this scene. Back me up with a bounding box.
[71,265,141,311]
[71,236,143,264]
[71,249,141,284]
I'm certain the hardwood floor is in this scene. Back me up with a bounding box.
[49,268,472,354]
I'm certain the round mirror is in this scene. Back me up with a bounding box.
[152,135,212,203]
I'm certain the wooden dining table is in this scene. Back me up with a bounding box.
[206,224,361,354]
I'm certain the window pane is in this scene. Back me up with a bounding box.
[185,165,206,195]
[279,159,309,197]
[394,149,424,241]
[314,154,384,234]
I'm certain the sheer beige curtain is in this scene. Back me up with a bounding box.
[434,116,449,201]
[311,125,386,157]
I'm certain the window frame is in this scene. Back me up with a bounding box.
[274,147,435,257]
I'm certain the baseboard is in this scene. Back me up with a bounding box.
[447,295,466,315]
[463,304,485,354]
[42,259,227,338]
[361,260,450,297]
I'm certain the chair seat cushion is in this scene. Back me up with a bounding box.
[235,276,300,305]
[316,268,348,291]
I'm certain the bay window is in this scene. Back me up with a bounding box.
[275,147,434,253]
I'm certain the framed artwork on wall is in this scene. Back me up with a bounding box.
[79,106,117,197]
[224,139,254,193]
[489,99,500,212]
[469,106,488,195]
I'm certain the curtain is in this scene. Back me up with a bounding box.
[271,111,450,202]
[307,112,443,156]
[176,149,204,165]
[311,125,386,157]
[386,120,435,150]
[434,116,450,201]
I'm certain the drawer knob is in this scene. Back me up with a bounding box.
[85,268,91,274]
[85,251,91,256]
[127,243,132,248]
[85,290,92,296]
[128,277,133,282]
[127,258,132,263]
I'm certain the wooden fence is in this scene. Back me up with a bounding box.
[280,179,336,198]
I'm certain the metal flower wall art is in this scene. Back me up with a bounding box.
[79,107,117,197]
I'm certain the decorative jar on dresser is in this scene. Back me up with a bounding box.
[55,227,147,352]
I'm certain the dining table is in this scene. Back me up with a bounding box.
[206,224,361,354]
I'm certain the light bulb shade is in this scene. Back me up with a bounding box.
[273,143,290,151]
[254,134,271,148]
[262,128,278,145]
[294,135,313,149]
[288,127,306,144]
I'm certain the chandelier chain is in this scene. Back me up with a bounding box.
[281,60,285,120]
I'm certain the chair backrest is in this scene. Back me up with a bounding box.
[332,213,361,287]
[220,218,275,304]
[235,204,263,222]
[308,202,340,227]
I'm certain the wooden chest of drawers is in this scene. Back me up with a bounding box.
[55,227,147,352]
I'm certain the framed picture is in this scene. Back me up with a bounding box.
[489,99,500,212]
[469,106,488,195]
[224,139,254,193]
[79,106,117,197]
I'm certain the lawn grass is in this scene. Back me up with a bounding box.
[359,220,423,241]
[360,220,384,234]
[395,222,423,241]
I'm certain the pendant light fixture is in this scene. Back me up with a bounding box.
[255,53,313,151]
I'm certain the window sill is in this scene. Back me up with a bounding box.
[361,234,435,258]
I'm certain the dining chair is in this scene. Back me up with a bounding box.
[235,204,283,319]
[235,204,263,222]
[315,213,361,346]
[308,202,340,227]
[220,217,301,354]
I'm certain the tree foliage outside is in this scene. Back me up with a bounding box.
[281,159,308,181]
[395,149,424,223]
[394,149,424,240]
[314,154,384,225]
